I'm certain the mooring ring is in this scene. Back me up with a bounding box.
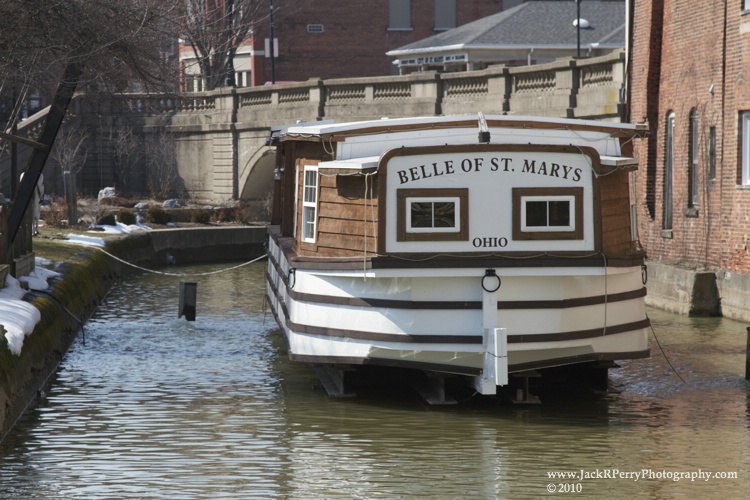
[288,268,297,289]
[481,269,501,293]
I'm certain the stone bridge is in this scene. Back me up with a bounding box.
[2,51,626,205]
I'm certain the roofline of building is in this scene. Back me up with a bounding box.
[387,43,624,58]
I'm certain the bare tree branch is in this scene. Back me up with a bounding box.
[182,0,265,90]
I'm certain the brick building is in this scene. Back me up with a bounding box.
[629,0,750,317]
[180,0,509,90]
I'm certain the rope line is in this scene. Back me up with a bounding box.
[648,317,687,384]
[94,247,267,277]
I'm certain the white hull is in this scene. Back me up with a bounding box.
[266,234,649,390]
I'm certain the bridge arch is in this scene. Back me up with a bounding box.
[239,145,275,201]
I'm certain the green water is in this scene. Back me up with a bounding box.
[0,262,748,499]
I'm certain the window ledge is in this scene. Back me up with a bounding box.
[661,229,673,239]
[684,206,699,218]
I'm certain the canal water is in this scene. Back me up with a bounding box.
[1,261,749,499]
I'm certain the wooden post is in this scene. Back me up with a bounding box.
[179,282,197,321]
[65,170,77,225]
[745,327,750,381]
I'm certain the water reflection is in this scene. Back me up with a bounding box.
[1,262,749,498]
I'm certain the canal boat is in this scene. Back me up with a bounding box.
[265,114,650,400]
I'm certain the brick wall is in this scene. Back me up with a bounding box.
[631,0,750,274]
[255,0,504,83]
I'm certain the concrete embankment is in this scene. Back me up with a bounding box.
[0,226,266,440]
[644,260,750,322]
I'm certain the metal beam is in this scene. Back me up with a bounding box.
[7,61,84,248]
[0,129,50,151]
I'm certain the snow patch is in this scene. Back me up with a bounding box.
[1,275,45,356]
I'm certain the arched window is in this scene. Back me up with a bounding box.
[663,112,674,234]
[741,112,750,185]
[688,109,698,209]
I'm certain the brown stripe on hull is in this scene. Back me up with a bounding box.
[267,226,646,270]
[279,316,649,345]
[268,248,647,311]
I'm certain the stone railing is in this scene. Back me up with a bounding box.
[107,50,626,124]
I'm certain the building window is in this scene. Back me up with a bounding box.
[742,112,750,185]
[434,0,456,30]
[708,126,716,180]
[512,187,583,240]
[389,0,412,30]
[397,188,468,241]
[663,112,675,233]
[235,71,251,88]
[688,109,699,208]
[301,167,319,242]
[307,24,324,33]
[184,75,204,93]
[744,0,750,12]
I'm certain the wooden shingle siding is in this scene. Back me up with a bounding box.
[599,171,634,255]
[296,165,379,257]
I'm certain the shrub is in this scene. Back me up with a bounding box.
[117,209,137,225]
[41,200,68,227]
[146,205,171,225]
[210,207,235,223]
[99,196,137,208]
[96,212,116,226]
[191,208,212,224]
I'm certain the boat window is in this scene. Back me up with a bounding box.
[409,199,457,230]
[524,199,572,229]
[512,187,583,240]
[397,188,468,241]
[301,166,318,242]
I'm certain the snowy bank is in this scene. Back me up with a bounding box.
[1,267,59,355]
[65,221,150,248]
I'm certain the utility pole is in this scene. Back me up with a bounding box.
[576,0,581,58]
[226,0,236,87]
[270,0,276,84]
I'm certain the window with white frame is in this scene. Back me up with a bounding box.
[709,126,716,180]
[434,0,456,30]
[688,109,699,207]
[742,112,750,185]
[397,188,468,241]
[745,0,750,12]
[301,166,319,242]
[522,197,573,231]
[389,0,412,30]
[235,71,251,88]
[663,112,675,230]
[512,187,583,240]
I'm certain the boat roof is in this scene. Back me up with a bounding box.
[280,114,646,139]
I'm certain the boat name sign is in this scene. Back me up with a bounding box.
[395,156,584,186]
[384,149,596,253]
